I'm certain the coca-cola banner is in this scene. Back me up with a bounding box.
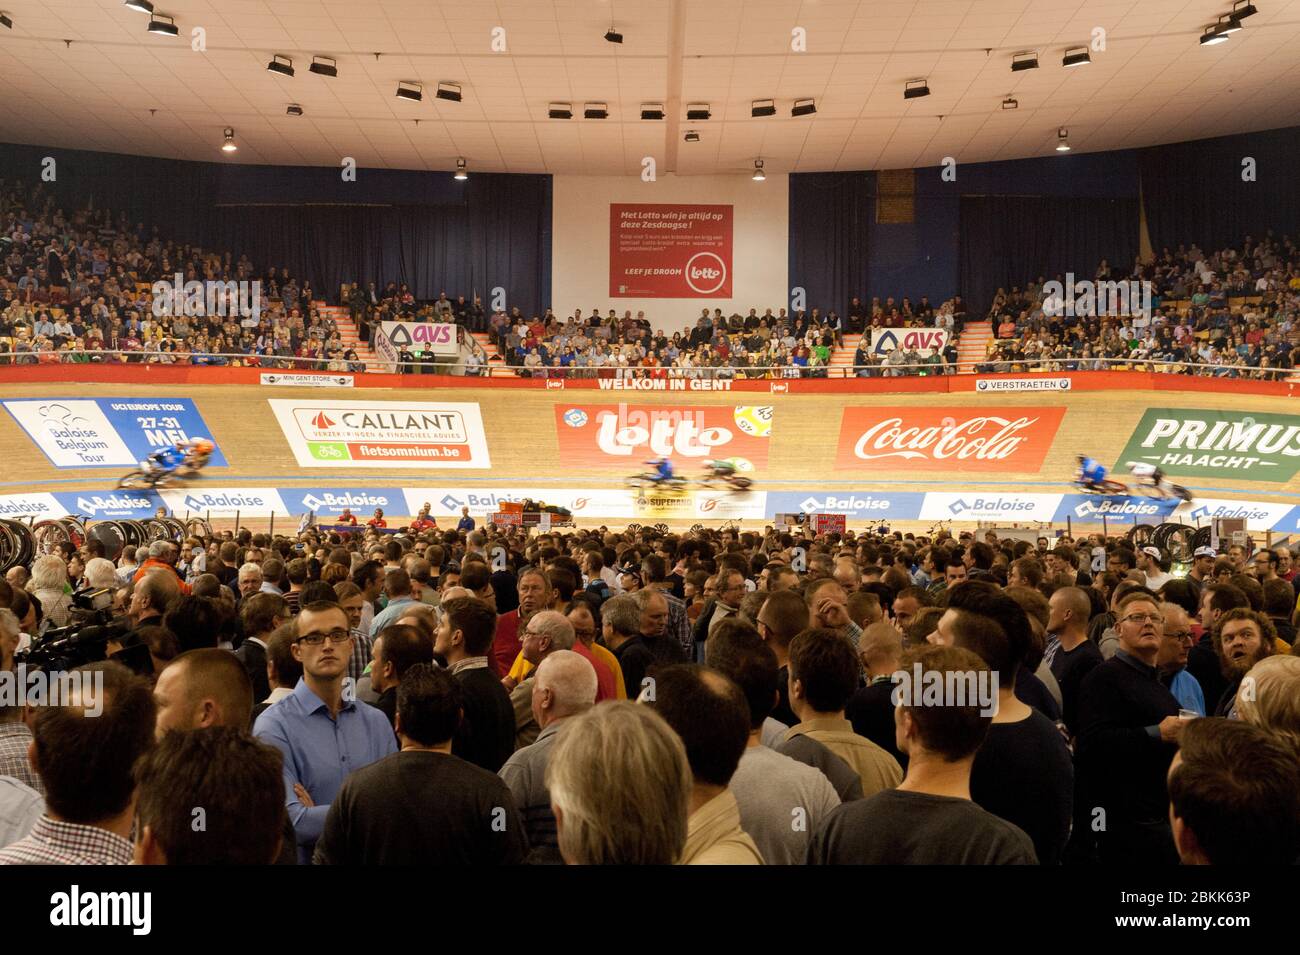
[834,405,1066,472]
[555,403,772,472]
[609,204,733,298]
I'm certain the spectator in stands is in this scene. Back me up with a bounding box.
[0,662,155,865]
[1075,591,1183,865]
[706,623,840,864]
[1167,718,1299,865]
[545,701,691,864]
[649,665,763,864]
[846,622,907,767]
[434,596,515,773]
[153,648,254,737]
[499,649,597,856]
[781,628,902,797]
[254,601,397,863]
[314,663,525,865]
[806,646,1037,864]
[1211,608,1275,717]
[1156,601,1204,716]
[134,726,286,865]
[368,623,435,728]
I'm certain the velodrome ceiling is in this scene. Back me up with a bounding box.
[1,0,1298,176]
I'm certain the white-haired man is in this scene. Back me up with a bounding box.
[510,610,578,749]
[499,649,598,855]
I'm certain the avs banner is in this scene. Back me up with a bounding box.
[609,203,733,298]
[555,404,772,473]
[869,328,949,356]
[1119,408,1300,481]
[378,322,459,358]
[834,406,1065,473]
[268,399,491,469]
[3,398,226,469]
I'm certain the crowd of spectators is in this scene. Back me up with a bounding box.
[7,176,1299,382]
[1,515,1297,865]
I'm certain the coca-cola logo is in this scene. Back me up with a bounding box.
[853,414,1039,462]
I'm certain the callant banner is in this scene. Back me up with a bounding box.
[609,203,733,298]
[834,406,1066,473]
[555,403,771,473]
[269,399,491,469]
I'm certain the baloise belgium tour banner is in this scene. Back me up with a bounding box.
[1119,408,1300,481]
[609,203,733,298]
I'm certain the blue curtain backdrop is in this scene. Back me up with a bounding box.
[958,196,1139,316]
[787,171,872,314]
[1138,125,1300,254]
[0,142,551,314]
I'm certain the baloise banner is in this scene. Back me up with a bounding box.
[609,203,733,298]
[1118,408,1300,481]
[3,398,225,469]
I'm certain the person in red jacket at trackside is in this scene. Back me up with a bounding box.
[367,508,387,529]
[336,508,358,526]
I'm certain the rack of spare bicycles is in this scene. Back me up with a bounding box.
[0,515,213,572]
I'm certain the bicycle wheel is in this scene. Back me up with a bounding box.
[1192,526,1212,550]
[32,519,72,557]
[1127,523,1157,549]
[88,521,126,562]
[728,476,754,491]
[185,518,214,540]
[1153,523,1195,564]
[117,470,152,490]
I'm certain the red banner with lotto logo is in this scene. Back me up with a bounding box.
[609,203,733,298]
[555,403,770,472]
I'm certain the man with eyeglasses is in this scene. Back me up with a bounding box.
[1155,602,1204,717]
[1076,592,1184,866]
[254,600,398,864]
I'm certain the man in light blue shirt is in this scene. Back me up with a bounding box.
[1157,603,1205,716]
[255,601,397,863]
[367,568,419,639]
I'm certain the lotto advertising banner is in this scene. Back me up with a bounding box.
[1118,409,1300,481]
[268,400,491,469]
[609,203,733,298]
[834,406,1066,473]
[555,404,772,473]
[3,398,226,469]
[868,328,949,356]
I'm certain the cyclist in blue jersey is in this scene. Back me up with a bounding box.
[145,444,186,476]
[645,457,675,483]
[1076,455,1109,492]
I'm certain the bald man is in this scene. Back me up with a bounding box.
[498,650,598,854]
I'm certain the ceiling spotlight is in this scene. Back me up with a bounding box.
[1011,52,1038,71]
[640,104,664,121]
[548,102,572,119]
[309,56,338,77]
[1055,127,1071,152]
[584,102,608,119]
[454,158,468,181]
[752,159,766,182]
[752,99,776,118]
[1232,2,1258,20]
[286,104,303,116]
[436,82,462,102]
[124,0,153,13]
[221,127,237,153]
[147,13,178,36]
[267,54,294,77]
[904,79,930,99]
[1216,14,1243,33]
[791,98,816,116]
[604,27,623,43]
[1062,47,1091,67]
[686,103,711,121]
[1001,96,1018,110]
[1200,24,1231,45]
[684,130,700,143]
[395,82,423,102]
[0,11,11,29]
